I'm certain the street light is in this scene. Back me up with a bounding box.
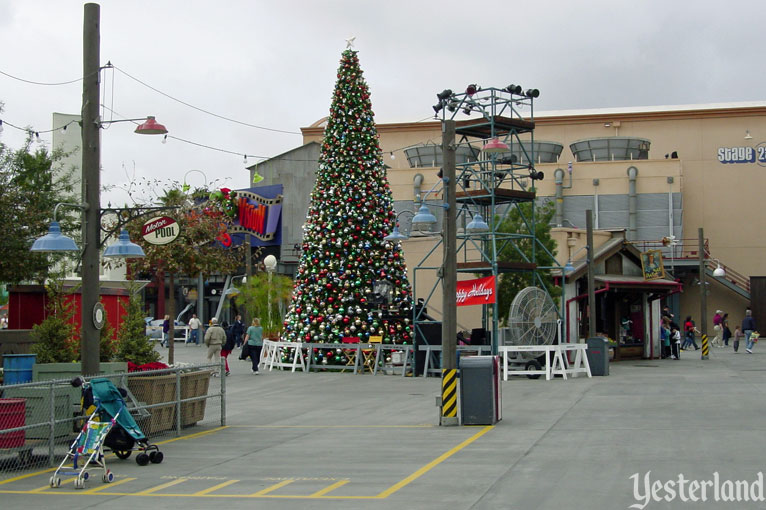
[264,255,278,330]
[712,259,726,278]
[33,4,169,375]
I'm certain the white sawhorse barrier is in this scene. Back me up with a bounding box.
[261,339,306,372]
[498,344,592,381]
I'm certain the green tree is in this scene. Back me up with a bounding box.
[0,131,77,284]
[30,281,79,363]
[281,49,413,350]
[116,289,160,365]
[234,272,293,337]
[124,186,244,364]
[496,200,561,325]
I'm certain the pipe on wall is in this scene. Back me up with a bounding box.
[554,168,565,227]
[413,173,424,205]
[627,166,638,241]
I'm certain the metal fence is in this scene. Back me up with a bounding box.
[0,361,225,479]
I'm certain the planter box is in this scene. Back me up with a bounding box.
[2,387,73,439]
[127,370,213,435]
[33,362,128,381]
[32,362,129,411]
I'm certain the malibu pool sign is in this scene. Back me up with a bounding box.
[142,216,180,245]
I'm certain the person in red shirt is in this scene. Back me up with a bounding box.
[682,316,700,350]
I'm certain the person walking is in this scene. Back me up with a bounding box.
[204,317,226,373]
[734,325,744,353]
[682,316,700,350]
[722,313,732,347]
[220,321,235,376]
[161,315,170,348]
[244,318,264,374]
[188,313,201,345]
[743,309,757,353]
[232,314,246,348]
[712,310,724,347]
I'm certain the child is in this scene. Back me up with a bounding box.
[671,323,682,360]
[734,325,744,353]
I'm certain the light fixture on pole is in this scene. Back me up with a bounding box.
[411,204,438,230]
[133,116,168,135]
[712,259,726,277]
[482,137,509,154]
[465,213,489,233]
[264,254,278,330]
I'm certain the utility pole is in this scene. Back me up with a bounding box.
[81,3,101,376]
[699,227,709,360]
[440,119,458,426]
[586,210,596,339]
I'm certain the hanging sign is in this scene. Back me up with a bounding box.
[142,216,180,245]
[640,249,666,281]
[456,276,496,307]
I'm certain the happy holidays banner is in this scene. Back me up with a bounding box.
[456,276,496,307]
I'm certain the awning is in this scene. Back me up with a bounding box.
[594,275,682,293]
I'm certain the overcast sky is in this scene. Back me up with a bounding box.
[1,0,765,205]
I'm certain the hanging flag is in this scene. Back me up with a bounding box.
[456,276,496,307]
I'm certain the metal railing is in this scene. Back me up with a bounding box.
[0,361,225,478]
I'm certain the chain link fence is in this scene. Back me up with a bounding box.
[0,361,225,479]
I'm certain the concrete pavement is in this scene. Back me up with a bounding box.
[2,342,765,509]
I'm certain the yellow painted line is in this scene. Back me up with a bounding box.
[32,476,75,492]
[228,425,434,429]
[376,425,494,498]
[155,426,229,445]
[0,467,56,486]
[192,479,239,496]
[250,479,294,496]
[82,477,136,493]
[0,428,228,487]
[309,479,349,497]
[135,477,187,494]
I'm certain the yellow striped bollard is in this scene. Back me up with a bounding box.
[701,334,709,360]
[441,368,458,423]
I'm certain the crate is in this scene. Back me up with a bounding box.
[2,388,72,439]
[127,370,212,434]
[180,371,211,427]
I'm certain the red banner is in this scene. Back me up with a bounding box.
[456,276,496,307]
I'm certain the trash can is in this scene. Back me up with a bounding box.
[586,337,609,376]
[2,354,37,384]
[459,356,501,425]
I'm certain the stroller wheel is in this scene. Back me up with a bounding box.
[149,451,164,464]
[136,453,150,466]
[49,476,60,488]
[82,471,90,481]
[103,470,114,483]
[74,478,85,490]
[114,450,132,460]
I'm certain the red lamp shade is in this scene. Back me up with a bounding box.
[134,116,168,135]
[482,137,509,154]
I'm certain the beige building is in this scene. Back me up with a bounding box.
[299,101,763,357]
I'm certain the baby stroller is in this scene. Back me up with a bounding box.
[50,377,163,489]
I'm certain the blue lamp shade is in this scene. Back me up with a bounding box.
[466,213,489,233]
[103,229,145,258]
[30,221,78,252]
[411,204,437,229]
[564,260,575,274]
[384,225,409,242]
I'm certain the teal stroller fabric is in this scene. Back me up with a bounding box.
[90,378,146,442]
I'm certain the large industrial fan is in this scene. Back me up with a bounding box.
[506,287,559,377]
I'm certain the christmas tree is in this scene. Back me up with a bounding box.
[282,49,413,356]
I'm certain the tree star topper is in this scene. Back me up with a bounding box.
[345,36,356,48]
